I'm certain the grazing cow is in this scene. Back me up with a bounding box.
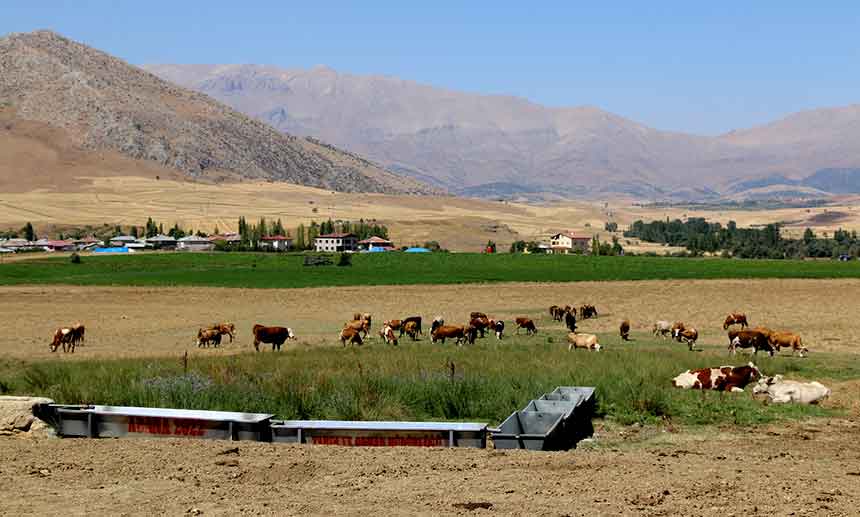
[70,322,85,347]
[431,325,466,345]
[401,316,423,336]
[567,332,601,351]
[344,319,370,339]
[340,326,364,346]
[379,325,398,346]
[469,316,491,338]
[671,321,686,341]
[49,327,75,353]
[197,328,222,348]
[653,320,672,339]
[674,327,699,350]
[580,304,598,319]
[252,324,296,352]
[768,331,808,357]
[491,319,505,340]
[431,316,445,335]
[619,320,631,341]
[723,312,749,330]
[564,311,577,333]
[403,321,420,341]
[464,325,478,345]
[383,319,402,332]
[728,329,773,356]
[211,323,236,342]
[752,375,830,404]
[549,305,562,321]
[514,317,537,336]
[672,362,762,392]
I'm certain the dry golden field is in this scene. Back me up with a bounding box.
[3,278,858,360]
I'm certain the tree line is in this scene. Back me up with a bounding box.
[624,217,860,259]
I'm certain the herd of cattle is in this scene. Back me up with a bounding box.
[48,307,828,404]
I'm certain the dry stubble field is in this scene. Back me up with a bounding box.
[3,278,860,515]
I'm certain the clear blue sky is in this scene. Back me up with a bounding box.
[3,1,859,134]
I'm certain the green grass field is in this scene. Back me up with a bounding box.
[1,252,859,288]
[3,332,852,427]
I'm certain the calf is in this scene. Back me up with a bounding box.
[344,319,370,339]
[672,362,762,392]
[340,326,364,346]
[728,329,773,356]
[211,322,235,342]
[619,320,631,341]
[752,375,829,404]
[567,332,601,351]
[514,317,537,336]
[768,331,808,357]
[252,324,296,352]
[674,327,699,351]
[431,325,466,345]
[197,328,222,348]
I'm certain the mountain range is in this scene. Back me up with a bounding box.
[145,63,860,200]
[0,31,429,194]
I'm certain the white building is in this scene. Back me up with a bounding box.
[314,233,358,253]
[177,235,215,252]
[260,235,293,251]
[549,232,592,254]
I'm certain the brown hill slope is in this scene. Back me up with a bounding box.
[145,64,860,199]
[0,31,428,194]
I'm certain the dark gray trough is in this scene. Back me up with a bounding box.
[491,386,596,451]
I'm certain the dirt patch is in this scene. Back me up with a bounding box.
[0,418,857,515]
[1,278,858,360]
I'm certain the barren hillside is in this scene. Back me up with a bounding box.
[0,31,429,194]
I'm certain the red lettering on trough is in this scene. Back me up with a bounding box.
[126,417,206,437]
[310,434,446,447]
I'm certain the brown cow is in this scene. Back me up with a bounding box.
[252,324,296,351]
[723,312,749,330]
[728,329,773,356]
[674,327,699,351]
[353,313,372,330]
[403,320,419,341]
[383,319,402,332]
[768,331,808,357]
[580,305,598,319]
[344,319,370,339]
[197,328,222,348]
[619,320,631,341]
[340,326,364,346]
[671,321,686,341]
[469,315,491,338]
[431,325,466,345]
[549,305,563,321]
[49,327,75,353]
[515,317,537,336]
[211,322,236,342]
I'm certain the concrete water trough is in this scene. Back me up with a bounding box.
[43,405,274,441]
[270,420,488,448]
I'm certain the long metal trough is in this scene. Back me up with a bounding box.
[270,420,488,448]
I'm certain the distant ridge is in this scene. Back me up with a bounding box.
[0,31,431,194]
[145,63,860,200]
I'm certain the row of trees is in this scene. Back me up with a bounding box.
[625,218,860,259]
[508,236,624,256]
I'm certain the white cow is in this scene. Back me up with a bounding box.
[752,375,831,404]
[567,332,601,351]
[652,320,672,339]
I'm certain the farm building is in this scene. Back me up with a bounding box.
[35,239,76,252]
[549,232,591,254]
[358,236,394,251]
[177,235,215,252]
[109,235,138,247]
[314,232,358,253]
[260,235,293,251]
[72,237,101,251]
[146,234,177,250]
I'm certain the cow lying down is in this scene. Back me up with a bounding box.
[672,363,762,392]
[752,375,830,404]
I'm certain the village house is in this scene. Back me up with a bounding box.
[549,232,591,255]
[72,237,101,251]
[260,235,293,251]
[109,235,138,247]
[145,234,177,250]
[358,236,394,251]
[314,232,358,253]
[36,239,76,252]
[177,235,215,252]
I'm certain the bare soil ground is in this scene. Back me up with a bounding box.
[1,417,858,516]
[2,279,858,360]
